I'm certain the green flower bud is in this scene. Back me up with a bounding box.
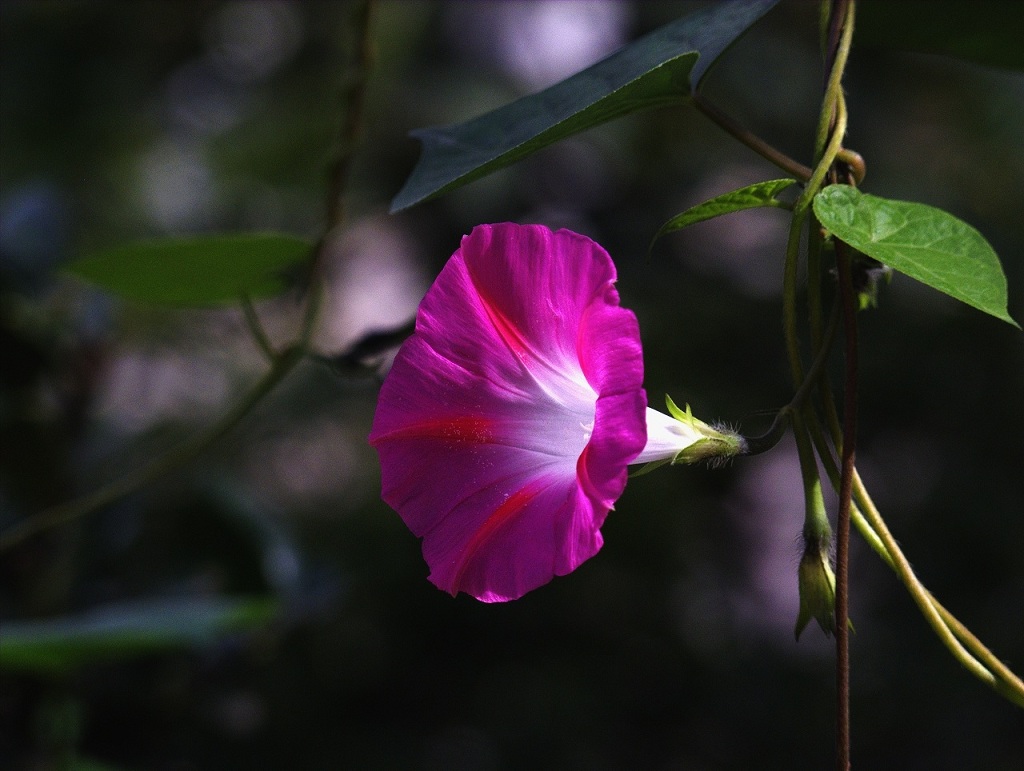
[795,545,837,640]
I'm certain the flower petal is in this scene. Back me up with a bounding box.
[370,223,646,601]
[576,283,647,508]
[633,407,703,464]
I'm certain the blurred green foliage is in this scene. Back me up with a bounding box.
[1,596,278,674]
[2,1,1022,769]
[66,234,312,306]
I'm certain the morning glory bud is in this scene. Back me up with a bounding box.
[795,544,838,640]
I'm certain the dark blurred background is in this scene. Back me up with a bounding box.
[2,1,1022,768]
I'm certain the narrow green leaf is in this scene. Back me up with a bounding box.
[390,0,780,212]
[66,233,312,307]
[0,595,278,674]
[650,178,797,250]
[813,186,1018,327]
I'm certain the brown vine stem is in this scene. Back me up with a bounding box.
[692,92,813,182]
[833,235,857,771]
[0,1,378,553]
[820,1,856,768]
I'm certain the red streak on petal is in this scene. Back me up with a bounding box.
[574,442,596,501]
[453,479,547,591]
[476,287,530,361]
[372,414,493,445]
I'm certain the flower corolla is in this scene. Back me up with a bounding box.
[370,223,726,602]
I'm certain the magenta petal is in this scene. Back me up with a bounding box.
[370,223,646,602]
[577,286,647,509]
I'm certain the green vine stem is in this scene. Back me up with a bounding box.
[785,2,858,765]
[698,0,1024,719]
[781,87,849,390]
[0,0,378,553]
[851,472,1024,707]
[805,414,1024,707]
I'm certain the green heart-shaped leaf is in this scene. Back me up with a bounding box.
[66,233,312,307]
[391,0,780,212]
[813,186,1018,327]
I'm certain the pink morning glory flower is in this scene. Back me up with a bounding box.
[370,223,724,602]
